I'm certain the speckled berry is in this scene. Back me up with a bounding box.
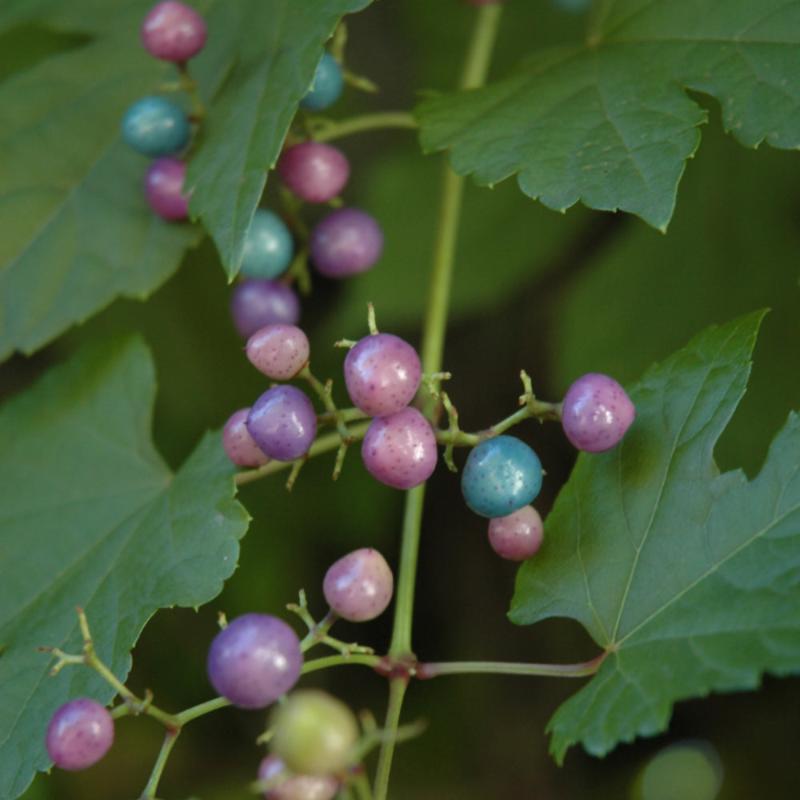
[207,613,302,709]
[561,373,635,453]
[488,505,544,561]
[300,52,344,111]
[122,96,190,157]
[344,333,421,417]
[258,755,339,800]
[278,142,350,204]
[246,324,310,380]
[241,210,295,280]
[361,407,437,490]
[145,157,189,220]
[271,690,359,776]
[46,698,114,771]
[246,386,317,461]
[141,1,207,62]
[223,408,270,467]
[231,280,300,339]
[310,208,383,278]
[323,548,394,622]
[461,435,542,518]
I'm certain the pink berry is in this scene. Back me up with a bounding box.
[141,1,207,62]
[310,208,383,278]
[46,698,114,771]
[246,324,310,380]
[344,333,421,417]
[223,408,269,467]
[487,506,544,561]
[361,407,437,490]
[323,548,394,622]
[278,142,350,204]
[258,755,339,800]
[561,373,635,453]
[145,157,190,220]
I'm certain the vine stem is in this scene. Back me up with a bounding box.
[415,653,607,680]
[311,111,417,142]
[373,6,504,799]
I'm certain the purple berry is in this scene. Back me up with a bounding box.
[223,408,269,467]
[323,548,394,622]
[141,1,207,62]
[145,157,190,220]
[561,373,635,453]
[258,755,339,800]
[247,386,317,461]
[246,324,310,380]
[45,698,114,771]
[278,143,350,204]
[207,613,302,709]
[488,506,543,561]
[310,208,383,278]
[361,407,437,490]
[231,280,300,339]
[344,333,421,417]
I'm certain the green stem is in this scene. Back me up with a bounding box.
[371,678,408,800]
[416,653,606,680]
[140,729,180,799]
[174,696,231,726]
[301,653,382,675]
[311,111,417,142]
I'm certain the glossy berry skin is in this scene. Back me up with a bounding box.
[246,386,317,461]
[258,755,339,800]
[141,1,207,62]
[310,208,383,278]
[561,373,635,453]
[122,96,190,157]
[46,698,114,771]
[246,324,309,380]
[344,334,421,417]
[271,690,358,776]
[461,435,542,518]
[323,548,394,622]
[241,210,295,279]
[278,143,350,204]
[300,52,344,111]
[207,613,302,709]
[223,408,269,467]
[488,505,544,561]
[231,280,300,339]
[145,157,189,220]
[361,407,437,490]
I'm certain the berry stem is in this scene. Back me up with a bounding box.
[301,653,382,674]
[139,729,180,800]
[310,111,417,142]
[415,652,607,680]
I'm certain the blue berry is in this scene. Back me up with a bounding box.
[241,210,294,279]
[461,435,542,518]
[122,96,190,157]
[300,52,344,111]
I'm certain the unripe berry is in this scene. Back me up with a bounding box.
[361,407,437,490]
[223,408,270,467]
[246,324,310,380]
[461,435,542,518]
[488,506,544,561]
[46,698,114,771]
[310,208,383,278]
[122,96,190,157]
[278,142,350,204]
[323,548,394,622]
[300,52,344,111]
[145,157,190,220]
[207,613,302,709]
[258,755,339,800]
[241,210,295,280]
[141,1,207,62]
[271,690,359,776]
[561,373,635,452]
[231,280,300,339]
[344,333,421,417]
[247,386,317,461]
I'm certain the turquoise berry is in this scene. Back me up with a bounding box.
[461,435,543,518]
[300,52,344,111]
[122,96,190,157]
[241,210,295,279]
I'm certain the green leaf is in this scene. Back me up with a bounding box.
[0,338,249,799]
[417,0,800,229]
[186,0,373,278]
[511,312,800,760]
